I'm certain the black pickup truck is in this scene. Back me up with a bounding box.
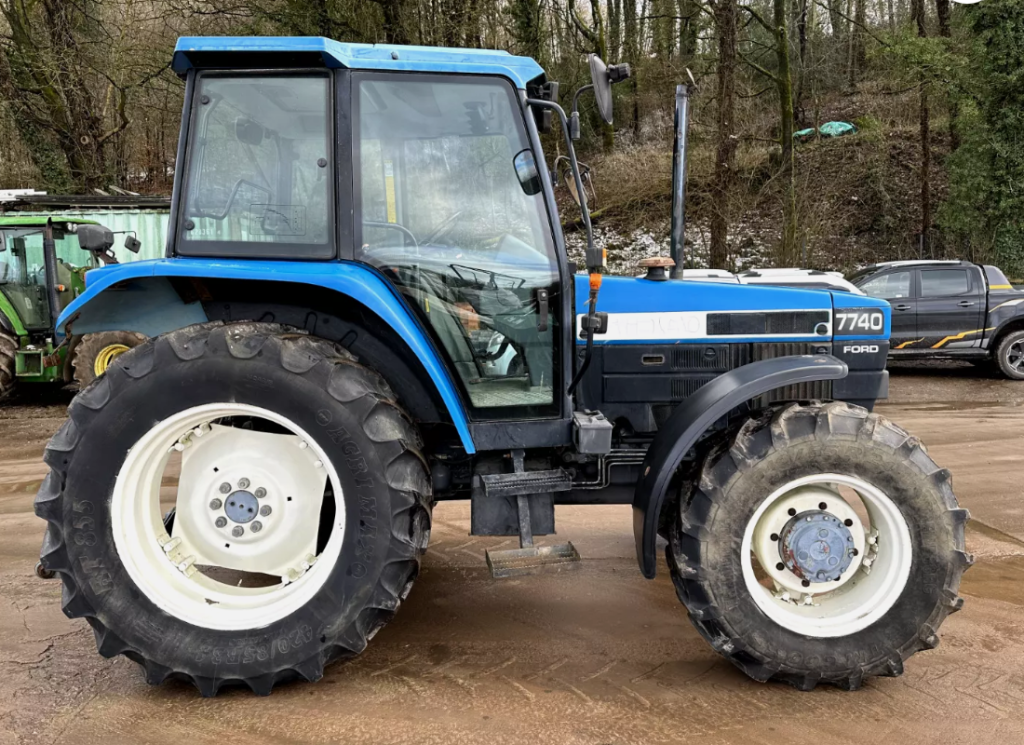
[849,260,1024,378]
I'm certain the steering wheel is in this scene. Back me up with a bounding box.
[422,211,463,245]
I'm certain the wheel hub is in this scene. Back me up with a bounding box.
[779,511,855,583]
[224,489,259,524]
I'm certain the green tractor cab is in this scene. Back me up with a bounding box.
[0,217,144,397]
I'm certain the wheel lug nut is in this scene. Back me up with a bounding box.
[238,477,250,489]
[255,487,266,498]
[251,521,263,533]
[215,517,227,528]
[231,526,244,538]
[219,482,231,494]
[209,498,222,510]
[260,505,272,517]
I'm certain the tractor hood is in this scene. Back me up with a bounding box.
[575,274,890,344]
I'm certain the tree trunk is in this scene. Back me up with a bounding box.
[935,0,959,151]
[775,0,799,264]
[624,0,641,132]
[796,0,807,126]
[609,0,622,60]
[710,0,737,270]
[827,0,845,38]
[912,0,932,257]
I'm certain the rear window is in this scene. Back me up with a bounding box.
[178,73,333,259]
[921,269,970,297]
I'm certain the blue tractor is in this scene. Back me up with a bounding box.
[36,37,970,696]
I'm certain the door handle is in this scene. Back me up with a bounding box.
[958,300,976,307]
[894,304,912,311]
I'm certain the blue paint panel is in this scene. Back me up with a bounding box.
[173,37,546,89]
[577,275,834,315]
[61,258,476,453]
[575,275,891,343]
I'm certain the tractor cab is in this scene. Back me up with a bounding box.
[0,219,95,333]
[177,59,567,425]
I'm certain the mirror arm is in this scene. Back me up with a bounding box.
[526,97,603,399]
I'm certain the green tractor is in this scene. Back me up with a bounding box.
[0,216,145,398]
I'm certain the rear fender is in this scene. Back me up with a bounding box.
[58,258,475,453]
[632,354,849,578]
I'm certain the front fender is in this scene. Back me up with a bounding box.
[632,354,849,578]
[58,258,475,453]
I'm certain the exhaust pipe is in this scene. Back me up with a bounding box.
[669,84,691,279]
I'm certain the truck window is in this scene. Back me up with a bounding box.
[860,271,910,299]
[179,73,332,258]
[920,269,970,297]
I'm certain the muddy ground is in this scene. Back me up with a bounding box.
[2,362,1024,744]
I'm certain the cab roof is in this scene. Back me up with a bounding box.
[172,37,547,90]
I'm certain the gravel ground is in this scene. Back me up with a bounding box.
[2,364,1024,745]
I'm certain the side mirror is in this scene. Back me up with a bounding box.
[235,117,265,147]
[588,55,632,125]
[77,224,115,254]
[124,235,141,253]
[513,149,543,196]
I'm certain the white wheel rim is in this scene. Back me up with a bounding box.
[741,473,912,638]
[111,403,345,631]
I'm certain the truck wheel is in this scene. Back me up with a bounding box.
[72,330,147,387]
[995,330,1024,380]
[35,322,431,696]
[0,330,16,400]
[668,401,971,690]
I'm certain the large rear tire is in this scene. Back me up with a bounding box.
[35,322,432,696]
[71,330,147,387]
[668,401,971,690]
[0,330,15,400]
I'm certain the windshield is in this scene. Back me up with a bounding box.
[179,73,333,258]
[0,227,84,329]
[356,75,560,415]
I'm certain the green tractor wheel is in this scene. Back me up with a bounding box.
[0,331,16,401]
[72,331,147,388]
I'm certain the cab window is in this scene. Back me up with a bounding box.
[861,271,911,299]
[0,228,83,329]
[179,73,333,259]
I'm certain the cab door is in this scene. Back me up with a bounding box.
[859,269,917,350]
[916,267,985,349]
[352,73,565,429]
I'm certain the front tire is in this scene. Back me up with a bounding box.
[0,330,16,400]
[35,323,431,696]
[668,401,971,690]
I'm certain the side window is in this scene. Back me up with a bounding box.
[179,74,332,258]
[920,269,970,297]
[861,271,911,299]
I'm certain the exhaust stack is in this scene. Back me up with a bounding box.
[669,84,691,279]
